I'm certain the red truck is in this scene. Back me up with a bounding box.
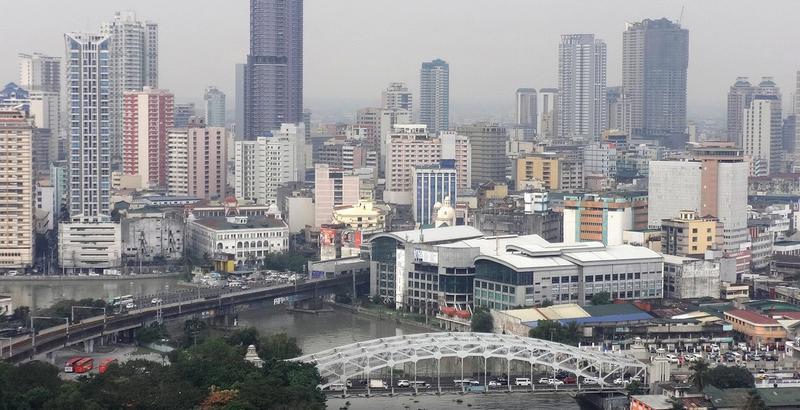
[99,358,116,374]
[74,357,93,374]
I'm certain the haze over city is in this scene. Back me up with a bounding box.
[2,0,799,120]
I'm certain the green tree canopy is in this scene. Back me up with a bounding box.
[706,366,755,389]
[471,307,493,333]
[528,320,581,345]
[591,292,612,305]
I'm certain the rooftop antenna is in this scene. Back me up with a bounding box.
[677,5,685,25]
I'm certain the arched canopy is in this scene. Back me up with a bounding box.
[291,332,647,389]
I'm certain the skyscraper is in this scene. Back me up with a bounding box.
[244,0,303,139]
[382,82,413,113]
[515,88,537,138]
[101,11,158,164]
[538,88,559,140]
[64,32,111,218]
[622,18,689,148]
[0,110,33,269]
[166,117,228,199]
[753,78,783,174]
[235,63,246,137]
[204,86,226,127]
[456,122,507,187]
[743,97,774,176]
[727,77,755,146]
[19,52,62,165]
[122,87,174,188]
[419,59,450,134]
[558,34,607,141]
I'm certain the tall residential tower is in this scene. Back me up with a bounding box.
[558,34,607,141]
[419,59,450,134]
[204,86,226,127]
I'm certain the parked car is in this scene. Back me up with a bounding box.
[582,377,600,385]
[563,376,577,384]
[396,380,410,387]
[150,298,162,304]
[488,380,501,387]
[665,354,679,363]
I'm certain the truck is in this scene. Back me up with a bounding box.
[369,379,387,389]
[99,358,116,374]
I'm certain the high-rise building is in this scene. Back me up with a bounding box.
[314,164,360,227]
[384,124,470,204]
[166,117,227,199]
[173,103,196,128]
[244,0,303,139]
[18,52,62,160]
[355,107,381,153]
[648,144,749,253]
[122,87,174,188]
[234,124,304,204]
[727,77,755,146]
[101,11,158,163]
[563,193,648,246]
[743,97,774,176]
[204,86,226,127]
[419,59,449,134]
[65,32,112,219]
[558,34,607,141]
[622,18,689,148]
[606,86,627,131]
[0,110,34,270]
[18,52,61,93]
[235,63,246,137]
[753,78,783,174]
[796,71,800,151]
[457,122,507,187]
[413,161,457,226]
[538,88,559,140]
[515,88,537,138]
[382,82,413,113]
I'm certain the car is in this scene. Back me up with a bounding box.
[488,380,501,387]
[453,378,475,385]
[240,285,249,290]
[563,376,577,384]
[613,377,630,385]
[546,379,564,386]
[515,378,532,386]
[665,354,679,363]
[397,380,410,387]
[7,270,18,276]
[582,378,600,385]
[151,298,162,304]
[327,383,346,391]
[125,302,136,310]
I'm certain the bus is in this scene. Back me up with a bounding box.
[99,358,116,374]
[74,357,94,374]
[109,295,135,307]
[64,357,82,373]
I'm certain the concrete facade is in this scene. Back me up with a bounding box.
[663,254,720,299]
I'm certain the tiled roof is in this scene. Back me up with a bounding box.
[725,308,779,325]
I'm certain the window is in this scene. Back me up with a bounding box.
[586,276,593,283]
[605,274,611,281]
[571,275,579,283]
[552,277,560,284]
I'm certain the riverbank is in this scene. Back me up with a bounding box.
[329,301,442,333]
[0,272,181,282]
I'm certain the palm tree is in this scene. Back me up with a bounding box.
[689,359,710,391]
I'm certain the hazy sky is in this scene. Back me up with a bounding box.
[2,0,799,121]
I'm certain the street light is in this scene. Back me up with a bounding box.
[30,316,70,355]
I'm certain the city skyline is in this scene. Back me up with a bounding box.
[2,1,799,121]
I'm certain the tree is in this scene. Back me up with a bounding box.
[706,366,755,389]
[183,318,210,347]
[136,322,168,345]
[591,292,612,305]
[689,359,711,391]
[259,333,303,361]
[528,320,580,345]
[743,389,767,410]
[540,299,554,307]
[227,327,261,351]
[626,379,644,395]
[471,307,493,333]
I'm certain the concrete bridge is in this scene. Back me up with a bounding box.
[0,273,367,363]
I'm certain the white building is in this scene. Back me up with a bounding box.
[185,208,289,266]
[743,97,773,176]
[558,34,607,141]
[166,128,189,195]
[120,209,183,262]
[663,254,721,299]
[58,220,122,274]
[235,123,304,205]
[382,82,413,113]
[582,142,617,178]
[419,59,449,134]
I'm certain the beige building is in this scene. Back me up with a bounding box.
[167,117,228,199]
[383,124,470,204]
[0,110,33,270]
[332,199,387,234]
[314,164,360,228]
[515,152,560,191]
[660,210,723,258]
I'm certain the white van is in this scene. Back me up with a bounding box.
[515,377,531,386]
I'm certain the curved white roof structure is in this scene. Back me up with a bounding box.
[292,332,647,389]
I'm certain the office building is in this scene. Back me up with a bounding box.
[419,59,449,133]
[796,71,800,151]
[122,88,174,189]
[582,142,618,178]
[204,86,226,127]
[244,0,303,139]
[648,144,749,253]
[743,96,775,176]
[563,193,648,246]
[0,111,34,270]
[166,117,227,199]
[457,122,506,186]
[355,107,381,152]
[19,52,61,158]
[235,63,246,137]
[606,86,627,132]
[514,152,560,191]
[101,11,158,162]
[727,77,756,146]
[382,82,412,113]
[539,88,558,140]
[753,78,783,174]
[473,192,563,242]
[515,88,537,138]
[314,164,360,227]
[173,103,195,128]
[378,108,412,175]
[660,210,724,258]
[558,34,607,141]
[235,124,304,204]
[622,18,689,147]
[413,161,457,226]
[65,32,112,218]
[383,124,470,204]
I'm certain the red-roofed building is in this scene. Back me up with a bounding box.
[724,309,786,345]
